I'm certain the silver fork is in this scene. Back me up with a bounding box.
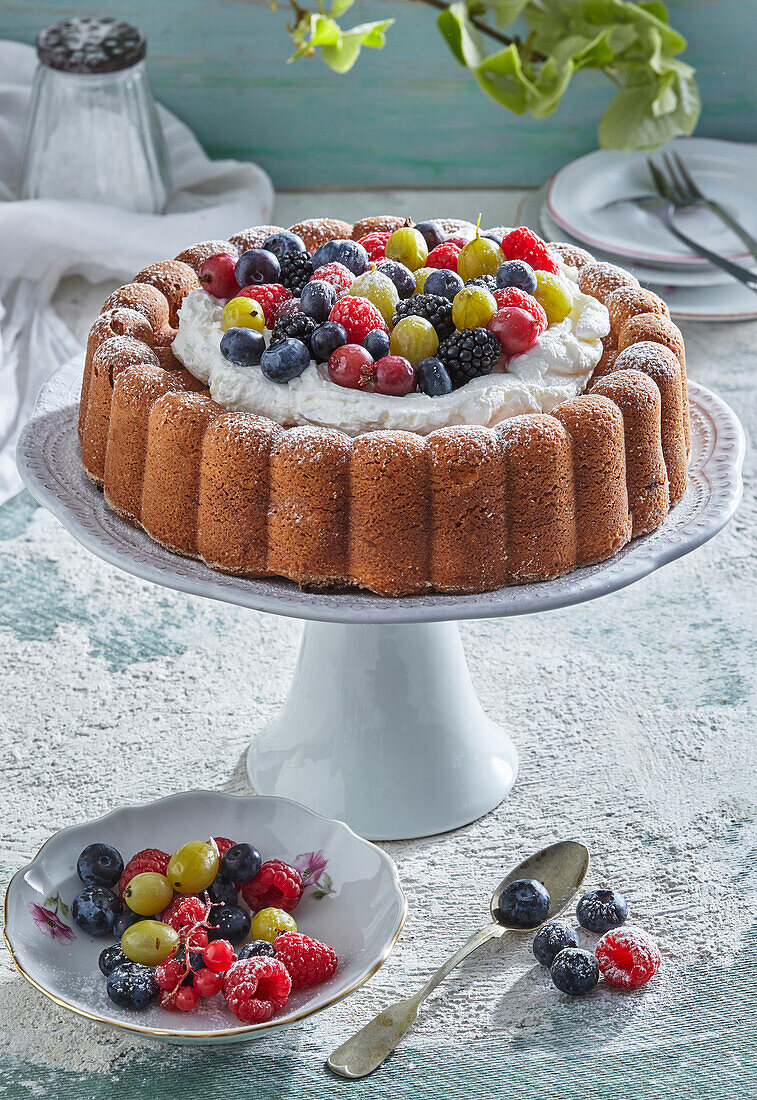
[650,152,757,264]
[626,194,757,294]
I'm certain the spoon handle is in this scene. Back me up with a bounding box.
[327,923,504,1079]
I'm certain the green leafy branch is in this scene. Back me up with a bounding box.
[274,0,700,151]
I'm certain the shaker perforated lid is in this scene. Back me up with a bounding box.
[36,17,146,74]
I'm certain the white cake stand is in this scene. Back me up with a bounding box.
[17,359,744,840]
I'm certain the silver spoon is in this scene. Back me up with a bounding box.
[327,839,590,1079]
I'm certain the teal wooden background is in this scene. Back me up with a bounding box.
[2,0,755,189]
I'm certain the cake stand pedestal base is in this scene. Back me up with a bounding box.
[247,621,517,840]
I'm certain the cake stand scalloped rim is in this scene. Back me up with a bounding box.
[16,356,745,627]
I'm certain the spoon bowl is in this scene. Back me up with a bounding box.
[490,839,590,929]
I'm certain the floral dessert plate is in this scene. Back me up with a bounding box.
[3,790,407,1045]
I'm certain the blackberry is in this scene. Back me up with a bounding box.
[392,294,454,340]
[466,274,497,293]
[270,312,318,352]
[437,328,501,389]
[279,250,314,294]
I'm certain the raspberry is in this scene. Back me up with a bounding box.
[118,848,169,896]
[492,287,548,334]
[501,227,559,274]
[213,837,236,859]
[426,241,462,271]
[328,297,388,345]
[223,957,292,1024]
[161,895,208,948]
[595,927,661,989]
[274,932,338,989]
[237,284,292,326]
[358,232,391,262]
[313,262,355,298]
[240,860,303,914]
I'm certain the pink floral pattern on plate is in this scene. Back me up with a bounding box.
[29,893,74,942]
[294,850,335,900]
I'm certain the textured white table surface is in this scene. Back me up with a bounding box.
[1,189,755,1099]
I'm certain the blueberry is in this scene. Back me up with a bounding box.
[363,328,390,361]
[72,887,122,937]
[532,920,580,967]
[235,248,281,287]
[220,327,265,367]
[207,903,251,944]
[175,946,205,984]
[495,878,550,929]
[114,908,140,937]
[414,220,446,250]
[238,940,276,960]
[99,945,129,976]
[482,231,504,246]
[550,947,599,995]
[261,338,310,383]
[220,843,262,885]
[106,963,160,1011]
[311,321,348,362]
[377,259,415,299]
[207,874,239,907]
[77,843,124,889]
[300,279,336,322]
[312,239,368,276]
[496,259,537,295]
[423,268,464,302]
[262,230,307,259]
[417,357,452,397]
[576,888,628,934]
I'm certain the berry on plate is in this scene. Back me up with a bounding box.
[207,875,239,907]
[208,903,252,944]
[107,962,160,1011]
[222,297,265,334]
[385,226,428,272]
[162,895,207,938]
[487,306,540,357]
[312,262,355,298]
[123,871,173,916]
[199,252,240,299]
[204,938,236,973]
[121,919,179,965]
[249,906,298,944]
[235,248,281,288]
[374,355,416,396]
[99,945,129,977]
[241,860,304,914]
[417,356,452,397]
[261,339,311,383]
[274,932,338,989]
[72,887,122,936]
[223,957,292,1023]
[155,957,185,991]
[312,238,368,276]
[532,920,579,967]
[426,241,461,271]
[328,344,377,390]
[118,848,169,897]
[358,231,391,261]
[550,947,599,996]
[576,888,628,934]
[595,926,661,988]
[238,940,277,960]
[220,327,265,367]
[167,841,218,894]
[194,967,224,997]
[329,296,388,345]
[501,226,559,274]
[237,284,292,327]
[220,843,262,885]
[174,985,200,1012]
[311,321,348,362]
[495,878,551,929]
[213,837,237,859]
[77,843,124,889]
[389,315,439,367]
[492,287,548,334]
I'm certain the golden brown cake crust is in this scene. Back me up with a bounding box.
[288,218,353,251]
[78,228,689,597]
[351,215,410,240]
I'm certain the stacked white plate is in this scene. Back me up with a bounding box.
[519,137,757,322]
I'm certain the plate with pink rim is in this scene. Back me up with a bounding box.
[546,138,757,268]
[3,790,407,1044]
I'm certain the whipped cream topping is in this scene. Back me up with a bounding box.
[172,270,610,436]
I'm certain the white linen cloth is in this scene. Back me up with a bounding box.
[0,40,274,503]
